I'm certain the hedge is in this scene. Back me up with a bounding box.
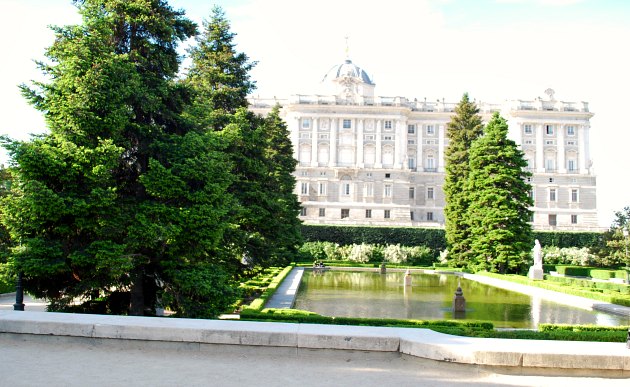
[241,265,294,313]
[300,225,603,254]
[555,265,591,277]
[300,225,446,256]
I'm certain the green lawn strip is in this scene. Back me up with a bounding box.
[475,271,630,307]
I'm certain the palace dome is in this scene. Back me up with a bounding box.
[322,59,374,85]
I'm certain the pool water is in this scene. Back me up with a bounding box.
[293,270,626,329]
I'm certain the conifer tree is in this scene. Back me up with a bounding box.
[184,6,256,132]
[184,8,301,268]
[443,93,484,267]
[466,112,533,273]
[1,0,239,317]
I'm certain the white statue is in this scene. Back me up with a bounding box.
[533,239,542,268]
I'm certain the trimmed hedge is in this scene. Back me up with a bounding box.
[477,272,630,306]
[555,265,591,277]
[300,225,446,256]
[300,225,603,254]
[241,265,294,313]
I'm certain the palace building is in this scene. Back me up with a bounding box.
[248,58,598,231]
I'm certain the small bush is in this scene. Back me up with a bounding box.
[556,266,591,277]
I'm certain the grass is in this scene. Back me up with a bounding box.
[475,271,630,307]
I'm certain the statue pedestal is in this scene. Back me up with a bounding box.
[528,266,544,280]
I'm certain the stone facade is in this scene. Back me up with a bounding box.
[249,59,598,231]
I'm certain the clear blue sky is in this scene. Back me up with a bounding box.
[1,0,629,227]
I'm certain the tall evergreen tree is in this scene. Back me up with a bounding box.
[443,93,484,267]
[184,8,301,268]
[1,0,239,317]
[466,112,533,273]
[184,5,256,132]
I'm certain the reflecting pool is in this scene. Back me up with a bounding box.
[293,270,626,329]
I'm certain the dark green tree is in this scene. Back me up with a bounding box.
[443,93,484,267]
[466,112,533,273]
[1,0,239,317]
[184,5,256,132]
[184,8,301,268]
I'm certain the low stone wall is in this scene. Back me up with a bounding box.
[1,310,628,375]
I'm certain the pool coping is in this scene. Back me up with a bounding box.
[0,310,628,374]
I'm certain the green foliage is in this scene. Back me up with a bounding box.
[443,93,484,267]
[466,113,533,273]
[301,225,447,256]
[542,246,595,266]
[0,2,301,318]
[477,272,630,306]
[555,266,591,277]
[298,242,434,266]
[240,265,293,313]
[535,231,603,249]
[589,206,630,267]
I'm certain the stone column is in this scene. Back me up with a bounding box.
[416,124,423,172]
[357,119,364,167]
[536,124,544,172]
[578,125,587,174]
[438,124,445,173]
[557,124,566,173]
[375,119,383,168]
[329,117,338,167]
[311,117,318,166]
[395,119,407,169]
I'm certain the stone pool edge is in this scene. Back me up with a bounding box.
[1,310,628,374]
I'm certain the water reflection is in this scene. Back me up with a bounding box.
[294,271,626,329]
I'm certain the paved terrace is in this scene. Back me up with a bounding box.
[0,309,629,379]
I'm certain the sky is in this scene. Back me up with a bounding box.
[1,0,629,227]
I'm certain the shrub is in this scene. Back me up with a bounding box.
[542,246,595,266]
[556,266,591,277]
[403,246,434,266]
[383,244,406,264]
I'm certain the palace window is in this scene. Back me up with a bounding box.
[343,119,351,129]
[568,159,577,172]
[384,210,391,219]
[341,209,350,219]
[409,187,415,199]
[571,189,579,202]
[549,188,557,202]
[365,209,372,218]
[407,124,415,134]
[301,118,311,129]
[566,125,575,136]
[427,212,434,221]
[426,125,435,135]
[365,182,374,197]
[545,124,554,135]
[384,184,392,198]
[342,182,351,196]
[410,211,415,221]
[427,187,434,200]
[300,182,308,195]
[408,157,416,169]
[524,124,533,134]
[549,214,557,226]
[384,120,392,129]
[571,214,578,224]
[319,208,325,217]
[318,182,327,195]
[300,207,307,216]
